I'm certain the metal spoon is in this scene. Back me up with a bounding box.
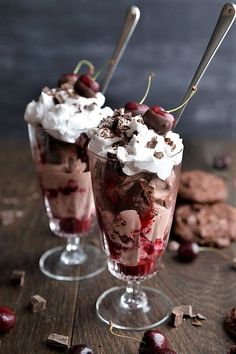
[101,6,140,94]
[174,2,236,127]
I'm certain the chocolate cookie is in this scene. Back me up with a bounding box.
[174,203,236,248]
[178,170,228,203]
[225,307,236,340]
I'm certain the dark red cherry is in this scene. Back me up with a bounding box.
[74,74,99,98]
[139,329,169,353]
[213,153,231,170]
[124,101,149,116]
[158,349,178,354]
[0,306,16,333]
[177,241,199,262]
[143,106,175,135]
[57,73,79,89]
[68,344,93,354]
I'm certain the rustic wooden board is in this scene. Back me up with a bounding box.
[0,140,236,354]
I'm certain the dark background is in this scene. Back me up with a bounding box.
[1,0,236,140]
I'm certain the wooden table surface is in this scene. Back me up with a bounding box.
[0,139,236,354]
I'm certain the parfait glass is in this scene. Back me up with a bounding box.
[88,147,182,330]
[28,124,106,281]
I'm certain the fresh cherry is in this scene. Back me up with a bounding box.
[177,241,199,262]
[124,101,149,116]
[74,74,99,98]
[158,349,178,354]
[57,73,79,89]
[143,106,175,135]
[0,306,16,333]
[139,329,169,353]
[68,344,93,354]
[213,153,231,170]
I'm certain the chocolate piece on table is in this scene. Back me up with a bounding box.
[176,305,193,317]
[178,170,228,203]
[225,307,236,339]
[46,333,69,352]
[10,270,25,287]
[174,203,236,248]
[171,308,184,327]
[191,319,202,326]
[196,313,207,320]
[28,294,47,313]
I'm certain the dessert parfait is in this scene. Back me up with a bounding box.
[88,77,188,329]
[25,60,113,281]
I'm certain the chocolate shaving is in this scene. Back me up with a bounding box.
[147,138,157,149]
[173,305,193,317]
[10,270,25,287]
[154,151,164,159]
[46,333,69,351]
[191,319,202,326]
[28,294,47,313]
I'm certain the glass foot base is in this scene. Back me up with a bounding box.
[39,244,106,281]
[96,286,172,331]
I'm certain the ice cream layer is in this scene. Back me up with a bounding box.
[89,109,183,180]
[24,87,113,143]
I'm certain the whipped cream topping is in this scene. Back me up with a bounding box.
[24,87,113,143]
[89,109,183,180]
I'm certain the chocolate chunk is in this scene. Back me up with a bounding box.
[178,170,228,203]
[171,308,184,327]
[225,307,236,339]
[10,270,25,287]
[196,313,207,320]
[191,319,202,326]
[28,294,47,313]
[46,333,69,352]
[174,305,193,317]
[174,203,236,248]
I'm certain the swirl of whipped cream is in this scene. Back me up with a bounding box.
[89,109,183,180]
[24,87,113,143]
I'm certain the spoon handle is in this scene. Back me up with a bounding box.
[175,2,236,126]
[101,6,140,94]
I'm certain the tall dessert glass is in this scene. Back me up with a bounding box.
[28,124,107,281]
[88,147,182,330]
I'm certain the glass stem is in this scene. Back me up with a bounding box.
[120,280,148,310]
[60,236,87,266]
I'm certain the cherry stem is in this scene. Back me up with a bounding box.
[199,247,228,260]
[109,321,141,343]
[167,85,197,113]
[73,59,95,75]
[139,73,155,105]
[93,60,115,81]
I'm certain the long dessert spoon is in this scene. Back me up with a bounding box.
[101,6,140,94]
[174,2,236,127]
